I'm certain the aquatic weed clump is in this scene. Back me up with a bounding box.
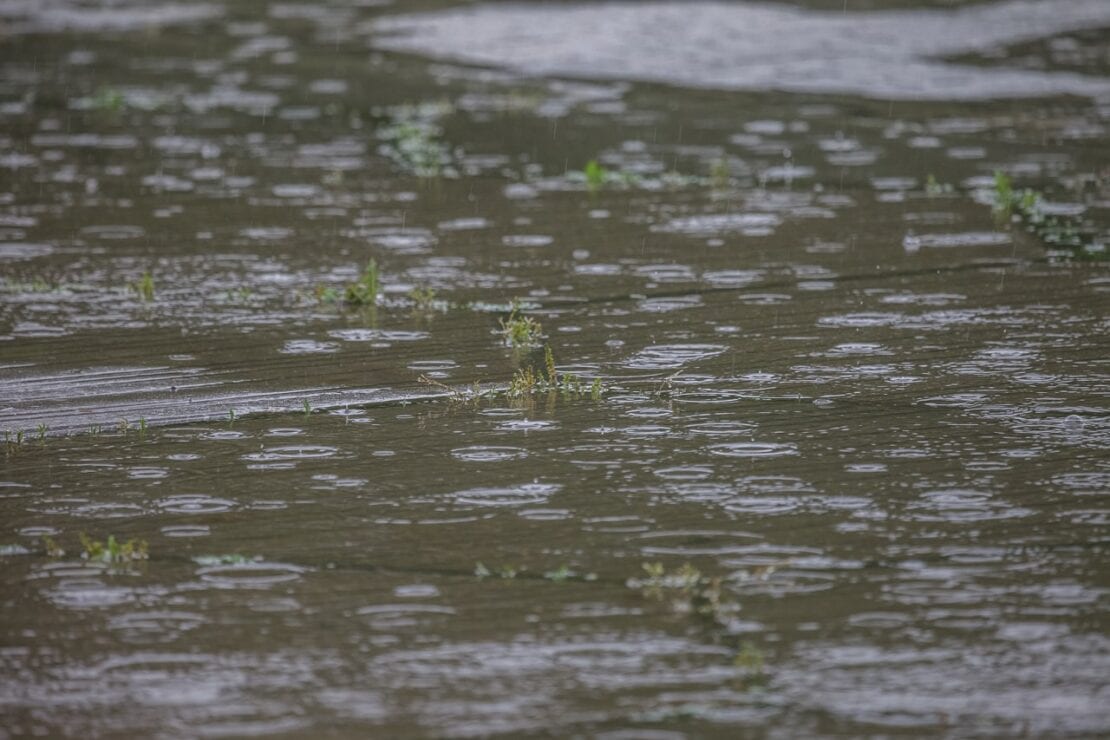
[408,285,447,313]
[631,562,733,620]
[576,157,708,192]
[78,533,148,564]
[991,171,1104,260]
[133,271,155,301]
[505,345,604,401]
[376,103,458,178]
[344,259,381,306]
[3,429,25,456]
[584,159,607,191]
[498,303,544,348]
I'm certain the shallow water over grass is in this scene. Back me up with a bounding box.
[1,1,1109,737]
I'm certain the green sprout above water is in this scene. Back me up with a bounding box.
[499,304,543,348]
[991,170,1104,259]
[631,562,733,621]
[79,533,148,564]
[473,561,596,582]
[925,173,953,197]
[474,562,521,579]
[543,564,596,582]
[710,158,732,189]
[581,158,644,190]
[344,259,380,306]
[408,285,445,313]
[378,120,453,178]
[584,159,607,191]
[133,272,155,301]
[3,429,26,456]
[1,276,57,294]
[43,537,65,558]
[225,286,254,304]
[506,345,602,402]
[733,641,765,676]
[91,86,125,112]
[314,285,341,304]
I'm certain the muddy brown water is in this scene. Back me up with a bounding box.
[1,1,1108,737]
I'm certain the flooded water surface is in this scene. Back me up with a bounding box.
[1,0,1109,736]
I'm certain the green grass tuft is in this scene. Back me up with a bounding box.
[134,272,155,301]
[79,533,148,564]
[499,303,543,348]
[584,159,606,191]
[345,259,380,306]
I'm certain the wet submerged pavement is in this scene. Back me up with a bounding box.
[1,1,1109,737]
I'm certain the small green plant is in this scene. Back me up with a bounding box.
[134,271,155,301]
[43,536,64,558]
[1,276,56,294]
[504,345,605,401]
[79,533,148,564]
[507,365,539,397]
[499,304,543,348]
[584,159,606,191]
[474,562,520,579]
[36,424,47,443]
[925,174,952,197]
[227,409,235,424]
[631,562,732,621]
[544,565,574,582]
[710,159,731,188]
[315,285,342,304]
[378,120,453,178]
[991,171,1098,257]
[408,285,443,312]
[138,417,147,437]
[544,345,558,385]
[345,259,380,306]
[418,375,489,407]
[733,641,764,676]
[91,86,125,112]
[303,399,312,417]
[225,286,253,303]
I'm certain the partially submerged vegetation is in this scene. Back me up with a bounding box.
[408,285,446,313]
[473,561,597,582]
[79,533,148,563]
[37,533,149,564]
[133,271,155,301]
[376,102,457,178]
[579,157,710,192]
[991,171,1105,260]
[507,345,602,401]
[499,302,544,348]
[3,429,25,456]
[631,562,733,621]
[421,343,605,406]
[91,86,125,113]
[344,258,380,306]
